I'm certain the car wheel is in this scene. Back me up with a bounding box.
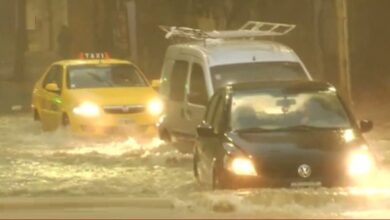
[62,114,70,127]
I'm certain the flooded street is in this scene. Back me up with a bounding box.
[1,113,390,218]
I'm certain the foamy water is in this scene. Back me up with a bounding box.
[1,113,390,218]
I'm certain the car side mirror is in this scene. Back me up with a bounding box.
[360,120,373,133]
[151,80,161,90]
[197,124,215,137]
[45,83,60,93]
[188,91,208,106]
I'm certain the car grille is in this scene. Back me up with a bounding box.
[103,105,145,114]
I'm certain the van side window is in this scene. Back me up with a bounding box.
[188,63,208,106]
[169,60,189,102]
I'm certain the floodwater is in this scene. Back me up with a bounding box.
[1,113,390,218]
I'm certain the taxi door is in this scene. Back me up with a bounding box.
[39,65,64,130]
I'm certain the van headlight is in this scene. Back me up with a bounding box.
[147,99,163,116]
[73,102,101,117]
[347,150,375,177]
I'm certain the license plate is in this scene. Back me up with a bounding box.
[119,119,134,126]
[290,181,322,188]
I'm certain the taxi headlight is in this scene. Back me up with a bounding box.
[227,157,257,176]
[147,99,163,116]
[347,151,374,177]
[73,102,101,117]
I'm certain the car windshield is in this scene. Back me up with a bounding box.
[231,89,352,131]
[67,64,147,89]
[211,62,307,90]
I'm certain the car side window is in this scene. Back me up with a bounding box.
[42,65,63,91]
[204,93,221,125]
[169,60,189,102]
[188,63,208,106]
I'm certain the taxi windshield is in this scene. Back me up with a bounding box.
[231,89,352,131]
[211,62,307,90]
[67,64,147,89]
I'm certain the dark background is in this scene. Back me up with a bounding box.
[0,0,389,130]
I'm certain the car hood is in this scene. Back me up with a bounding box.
[227,129,366,156]
[66,87,158,106]
[226,129,367,178]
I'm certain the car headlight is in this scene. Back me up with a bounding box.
[347,150,375,177]
[147,99,163,116]
[226,157,257,176]
[73,102,101,117]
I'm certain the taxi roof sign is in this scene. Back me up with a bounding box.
[79,52,110,60]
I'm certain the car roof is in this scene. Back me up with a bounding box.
[52,58,133,66]
[168,40,299,66]
[224,81,335,93]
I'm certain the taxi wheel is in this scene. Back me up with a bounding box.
[159,128,172,143]
[33,109,40,121]
[62,114,70,127]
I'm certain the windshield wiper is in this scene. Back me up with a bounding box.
[276,124,343,131]
[234,127,278,133]
[87,72,114,87]
[234,125,344,133]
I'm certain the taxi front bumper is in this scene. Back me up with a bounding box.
[68,111,158,137]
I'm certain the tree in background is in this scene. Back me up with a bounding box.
[13,0,27,81]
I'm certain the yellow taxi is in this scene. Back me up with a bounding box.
[31,53,162,137]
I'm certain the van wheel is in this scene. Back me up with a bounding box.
[33,109,40,121]
[62,114,70,127]
[193,149,200,180]
[159,128,172,143]
[212,163,228,190]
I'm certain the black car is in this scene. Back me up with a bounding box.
[193,81,377,189]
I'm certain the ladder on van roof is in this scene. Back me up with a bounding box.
[159,21,296,41]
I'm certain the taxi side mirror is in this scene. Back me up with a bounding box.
[45,83,60,93]
[151,80,161,90]
[360,120,373,133]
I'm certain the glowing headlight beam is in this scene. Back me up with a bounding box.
[73,102,100,117]
[147,99,163,116]
[348,151,374,177]
[229,158,258,176]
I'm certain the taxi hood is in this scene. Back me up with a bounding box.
[66,87,158,106]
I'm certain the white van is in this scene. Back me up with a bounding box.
[157,21,313,145]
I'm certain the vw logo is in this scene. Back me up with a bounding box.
[297,164,312,178]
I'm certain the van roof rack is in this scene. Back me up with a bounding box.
[159,21,296,41]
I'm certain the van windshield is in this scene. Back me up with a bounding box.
[211,62,308,90]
